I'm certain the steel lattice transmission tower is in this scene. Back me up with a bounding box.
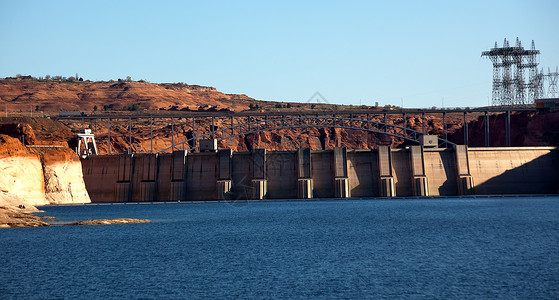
[482,38,540,106]
[546,67,559,98]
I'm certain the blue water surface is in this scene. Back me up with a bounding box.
[1,197,558,299]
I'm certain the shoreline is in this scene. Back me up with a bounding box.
[39,193,559,208]
[0,206,50,228]
[0,205,151,228]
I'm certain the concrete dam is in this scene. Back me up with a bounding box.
[81,146,559,202]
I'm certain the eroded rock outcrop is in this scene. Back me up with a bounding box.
[0,135,46,206]
[0,201,150,228]
[0,134,91,208]
[0,205,50,228]
[65,218,151,226]
[33,146,90,204]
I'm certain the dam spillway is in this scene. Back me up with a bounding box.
[81,146,559,202]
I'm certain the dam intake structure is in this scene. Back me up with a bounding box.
[81,146,559,202]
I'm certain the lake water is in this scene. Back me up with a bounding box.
[1,197,558,299]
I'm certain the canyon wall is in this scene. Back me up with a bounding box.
[0,136,46,206]
[38,146,91,204]
[0,135,90,207]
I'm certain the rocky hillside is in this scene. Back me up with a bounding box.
[0,76,255,112]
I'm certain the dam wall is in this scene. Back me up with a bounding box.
[81,146,559,202]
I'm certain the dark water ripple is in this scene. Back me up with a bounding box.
[1,197,558,299]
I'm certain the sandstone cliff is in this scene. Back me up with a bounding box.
[0,135,46,206]
[0,134,90,208]
[32,146,90,204]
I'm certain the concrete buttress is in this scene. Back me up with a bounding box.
[217,149,233,200]
[378,146,396,197]
[252,149,267,199]
[454,145,474,195]
[409,146,429,196]
[333,147,350,198]
[297,148,313,199]
[115,154,133,202]
[170,150,187,201]
[136,153,158,202]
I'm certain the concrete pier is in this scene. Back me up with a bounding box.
[252,179,267,200]
[136,153,157,202]
[217,149,233,200]
[378,146,396,197]
[297,148,313,199]
[81,146,559,202]
[333,147,350,198]
[454,145,474,195]
[409,146,429,197]
[115,154,133,202]
[170,150,187,201]
[252,149,267,199]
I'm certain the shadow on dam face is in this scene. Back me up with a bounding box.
[437,153,458,196]
[472,150,559,195]
[81,147,559,202]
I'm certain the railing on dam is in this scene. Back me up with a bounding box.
[56,108,536,154]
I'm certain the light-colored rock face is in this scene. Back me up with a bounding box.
[44,159,90,204]
[0,191,41,212]
[0,134,91,207]
[0,156,47,206]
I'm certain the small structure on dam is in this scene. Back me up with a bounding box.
[76,129,98,158]
[81,145,559,202]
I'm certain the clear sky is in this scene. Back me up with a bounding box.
[1,0,558,108]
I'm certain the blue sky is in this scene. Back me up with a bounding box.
[1,0,558,108]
